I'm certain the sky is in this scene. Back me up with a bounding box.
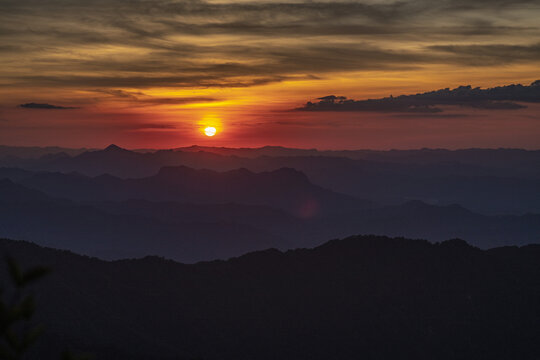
[1,0,539,150]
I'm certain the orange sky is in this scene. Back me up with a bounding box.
[1,0,539,149]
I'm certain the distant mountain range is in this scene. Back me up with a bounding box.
[174,145,540,169]
[1,145,538,214]
[0,164,368,217]
[0,145,92,159]
[1,144,539,358]
[0,144,538,261]
[2,235,540,359]
[0,175,538,262]
[0,178,289,261]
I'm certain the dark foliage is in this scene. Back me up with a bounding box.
[0,257,49,359]
[1,236,539,359]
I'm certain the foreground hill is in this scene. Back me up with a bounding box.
[1,236,539,359]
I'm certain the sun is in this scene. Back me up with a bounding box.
[204,126,217,137]
[199,115,221,137]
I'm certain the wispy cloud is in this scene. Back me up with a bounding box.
[429,43,540,66]
[1,0,538,91]
[91,89,218,106]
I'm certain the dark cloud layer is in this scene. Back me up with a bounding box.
[429,43,540,66]
[297,81,540,113]
[1,0,539,90]
[19,103,78,110]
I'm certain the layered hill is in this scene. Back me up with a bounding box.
[1,174,539,260]
[2,145,538,214]
[0,179,288,261]
[1,236,540,359]
[1,165,370,217]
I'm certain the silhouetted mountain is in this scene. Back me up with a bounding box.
[350,148,540,169]
[92,198,540,249]
[1,236,540,359]
[3,145,538,214]
[0,178,50,202]
[93,199,300,231]
[10,166,370,217]
[176,145,322,158]
[5,145,540,170]
[201,155,540,214]
[1,172,538,253]
[0,145,91,159]
[0,180,288,262]
[45,144,161,178]
[176,146,540,172]
[321,200,540,248]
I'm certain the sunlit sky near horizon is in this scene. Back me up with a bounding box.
[1,0,539,149]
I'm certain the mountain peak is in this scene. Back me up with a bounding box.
[104,144,126,152]
[439,238,477,250]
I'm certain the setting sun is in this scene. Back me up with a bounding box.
[204,126,217,137]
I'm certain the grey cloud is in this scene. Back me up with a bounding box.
[19,103,78,109]
[93,89,145,99]
[6,74,286,89]
[1,0,539,91]
[429,43,540,65]
[392,114,475,119]
[297,80,540,113]
[1,44,429,89]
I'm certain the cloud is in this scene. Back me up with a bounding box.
[392,113,474,119]
[132,97,219,107]
[7,73,288,89]
[132,123,178,130]
[296,80,540,113]
[93,89,145,99]
[91,89,218,106]
[1,0,539,92]
[429,43,540,66]
[19,103,78,109]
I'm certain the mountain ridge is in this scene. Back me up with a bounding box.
[2,235,540,359]
[2,145,538,214]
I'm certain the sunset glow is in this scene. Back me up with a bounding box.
[0,1,539,149]
[0,1,539,357]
